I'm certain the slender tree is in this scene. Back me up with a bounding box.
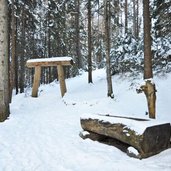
[88,0,93,83]
[104,0,114,98]
[143,0,153,79]
[142,0,156,119]
[0,0,10,121]
[9,0,17,100]
[75,0,82,69]
[19,2,26,93]
[124,0,128,33]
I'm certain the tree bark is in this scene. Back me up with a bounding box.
[0,0,10,121]
[143,0,153,79]
[10,0,17,100]
[124,0,128,33]
[138,81,157,119]
[143,0,156,118]
[133,0,139,39]
[88,0,93,83]
[75,0,82,69]
[19,3,26,93]
[105,0,113,98]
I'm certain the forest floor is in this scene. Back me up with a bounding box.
[0,69,171,171]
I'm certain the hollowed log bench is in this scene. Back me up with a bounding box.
[80,114,171,159]
[26,57,74,97]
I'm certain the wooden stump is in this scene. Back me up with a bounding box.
[80,115,171,158]
[137,80,156,119]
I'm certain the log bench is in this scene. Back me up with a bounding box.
[26,57,74,97]
[80,114,171,158]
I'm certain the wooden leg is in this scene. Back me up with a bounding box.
[32,66,41,97]
[57,65,66,97]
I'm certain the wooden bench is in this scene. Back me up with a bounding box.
[80,114,171,158]
[26,57,74,97]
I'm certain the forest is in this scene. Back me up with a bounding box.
[0,0,171,121]
[0,0,171,169]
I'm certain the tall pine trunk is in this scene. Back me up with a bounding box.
[88,0,93,83]
[0,0,10,121]
[125,0,128,33]
[75,0,82,69]
[10,0,17,100]
[105,0,113,98]
[143,0,156,119]
[143,0,153,79]
[19,4,26,93]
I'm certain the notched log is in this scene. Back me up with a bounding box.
[137,80,157,119]
[80,116,171,159]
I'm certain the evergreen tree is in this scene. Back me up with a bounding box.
[0,0,10,121]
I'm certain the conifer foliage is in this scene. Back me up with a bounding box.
[5,0,171,97]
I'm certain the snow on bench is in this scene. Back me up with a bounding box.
[80,113,171,158]
[26,57,74,67]
[26,57,74,97]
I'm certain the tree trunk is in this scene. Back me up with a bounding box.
[105,0,113,98]
[143,0,153,79]
[19,4,26,93]
[0,0,10,121]
[10,0,17,100]
[75,0,82,69]
[124,0,128,33]
[136,0,139,38]
[133,0,138,39]
[143,0,156,118]
[15,0,19,94]
[88,0,93,83]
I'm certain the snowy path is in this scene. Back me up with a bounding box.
[0,70,171,171]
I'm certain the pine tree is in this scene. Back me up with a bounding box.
[143,0,156,119]
[105,0,113,98]
[0,0,10,121]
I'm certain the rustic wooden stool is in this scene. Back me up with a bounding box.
[26,57,73,97]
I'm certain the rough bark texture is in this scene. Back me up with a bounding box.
[75,0,82,69]
[0,0,10,121]
[19,3,26,93]
[143,0,156,118]
[80,117,171,158]
[124,0,128,33]
[105,0,113,98]
[10,0,17,101]
[143,0,153,79]
[139,80,156,119]
[88,0,92,83]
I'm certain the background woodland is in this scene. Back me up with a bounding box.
[6,0,171,94]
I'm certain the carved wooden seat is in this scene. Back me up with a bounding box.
[26,57,74,97]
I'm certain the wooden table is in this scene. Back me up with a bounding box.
[26,57,74,97]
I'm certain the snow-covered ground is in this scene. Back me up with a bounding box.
[0,69,171,171]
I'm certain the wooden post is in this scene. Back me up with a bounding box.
[137,80,156,119]
[143,81,156,119]
[32,66,41,97]
[57,65,67,97]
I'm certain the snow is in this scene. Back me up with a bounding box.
[0,69,171,171]
[27,56,73,63]
[81,113,168,135]
[127,147,139,156]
